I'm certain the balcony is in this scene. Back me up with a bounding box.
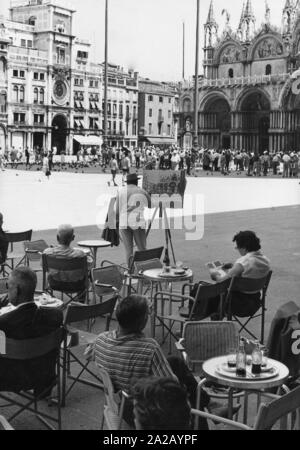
[200,73,289,89]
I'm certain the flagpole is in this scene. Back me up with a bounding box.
[193,0,200,148]
[103,0,108,148]
[182,21,185,80]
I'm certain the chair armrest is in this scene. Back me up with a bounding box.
[182,282,195,296]
[94,282,113,288]
[101,260,128,271]
[25,250,41,254]
[175,339,185,352]
[191,409,251,430]
[154,291,195,304]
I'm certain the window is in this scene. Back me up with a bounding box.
[149,108,152,117]
[266,64,272,75]
[57,47,65,64]
[113,103,117,115]
[159,96,163,103]
[149,123,152,134]
[20,70,25,78]
[40,73,44,81]
[33,87,38,103]
[20,113,25,123]
[13,85,18,102]
[120,121,123,133]
[228,68,234,78]
[0,93,6,113]
[158,123,162,135]
[89,117,94,129]
[79,79,83,86]
[168,110,171,119]
[40,88,44,104]
[107,103,111,114]
[113,121,116,133]
[13,112,18,122]
[148,95,153,102]
[19,86,25,102]
[74,78,78,86]
[39,114,44,124]
[13,70,18,77]
[28,16,36,26]
[34,72,39,80]
[168,98,171,104]
[27,40,33,48]
[34,114,39,124]
[89,80,93,87]
[21,39,26,47]
[119,103,123,116]
[0,58,5,73]
[167,124,171,135]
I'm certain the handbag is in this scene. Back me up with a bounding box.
[101,197,120,247]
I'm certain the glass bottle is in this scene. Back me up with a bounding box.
[236,339,247,376]
[251,340,262,374]
[163,247,170,273]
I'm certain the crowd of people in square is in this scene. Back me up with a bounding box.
[0,143,299,179]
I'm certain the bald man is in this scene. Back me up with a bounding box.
[43,224,91,286]
[0,213,8,266]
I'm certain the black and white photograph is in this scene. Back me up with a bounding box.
[0,0,299,435]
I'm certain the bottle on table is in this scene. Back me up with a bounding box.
[163,247,170,273]
[236,339,247,376]
[251,340,262,374]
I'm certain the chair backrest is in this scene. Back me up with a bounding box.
[6,230,32,246]
[191,279,231,320]
[254,385,300,430]
[228,271,272,297]
[42,253,89,291]
[24,240,48,262]
[182,321,239,366]
[129,247,164,273]
[0,277,8,295]
[64,297,118,326]
[0,327,65,360]
[97,364,122,417]
[92,265,124,297]
[135,258,163,274]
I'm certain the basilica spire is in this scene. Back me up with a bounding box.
[238,0,255,42]
[244,0,255,20]
[206,0,217,26]
[283,0,296,35]
[204,0,218,48]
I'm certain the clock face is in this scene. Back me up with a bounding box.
[54,80,67,100]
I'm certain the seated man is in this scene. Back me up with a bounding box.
[87,294,237,428]
[194,230,271,318]
[0,213,8,266]
[43,224,92,292]
[0,267,63,394]
[132,377,191,430]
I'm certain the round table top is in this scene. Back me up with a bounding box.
[77,240,111,249]
[202,355,289,391]
[142,268,193,282]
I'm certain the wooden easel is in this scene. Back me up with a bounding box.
[146,202,176,264]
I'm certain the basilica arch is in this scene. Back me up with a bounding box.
[232,89,271,153]
[199,93,232,148]
[51,114,68,154]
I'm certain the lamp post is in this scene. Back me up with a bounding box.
[193,0,200,148]
[103,0,109,149]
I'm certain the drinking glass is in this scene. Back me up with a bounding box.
[260,346,269,367]
[227,348,237,368]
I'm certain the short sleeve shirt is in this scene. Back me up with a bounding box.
[236,251,270,279]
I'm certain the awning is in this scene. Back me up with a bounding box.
[144,137,176,145]
[73,135,102,146]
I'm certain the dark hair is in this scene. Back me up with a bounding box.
[116,295,148,333]
[132,377,191,430]
[11,266,37,299]
[233,231,261,252]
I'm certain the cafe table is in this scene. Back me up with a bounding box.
[142,267,193,349]
[77,240,111,268]
[0,294,63,316]
[201,355,289,424]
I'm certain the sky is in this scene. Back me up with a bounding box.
[0,0,287,81]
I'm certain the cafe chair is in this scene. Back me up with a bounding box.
[61,297,118,406]
[153,279,231,349]
[225,271,272,344]
[91,265,125,304]
[0,327,66,430]
[191,384,300,430]
[24,240,49,273]
[42,254,89,309]
[126,247,164,295]
[176,321,244,428]
[0,415,14,430]
[5,230,33,271]
[97,365,133,430]
[134,258,163,295]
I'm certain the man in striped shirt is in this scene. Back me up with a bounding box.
[88,295,175,393]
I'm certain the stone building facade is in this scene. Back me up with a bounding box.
[0,0,138,154]
[138,78,179,147]
[177,0,300,154]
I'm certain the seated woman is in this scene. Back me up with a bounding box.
[192,230,271,318]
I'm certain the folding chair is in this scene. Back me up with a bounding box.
[5,230,32,271]
[0,327,66,430]
[92,265,125,304]
[225,271,272,343]
[126,247,164,295]
[24,240,48,273]
[176,321,243,429]
[154,279,231,350]
[61,297,118,406]
[191,384,300,430]
[97,365,133,430]
[42,254,89,309]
